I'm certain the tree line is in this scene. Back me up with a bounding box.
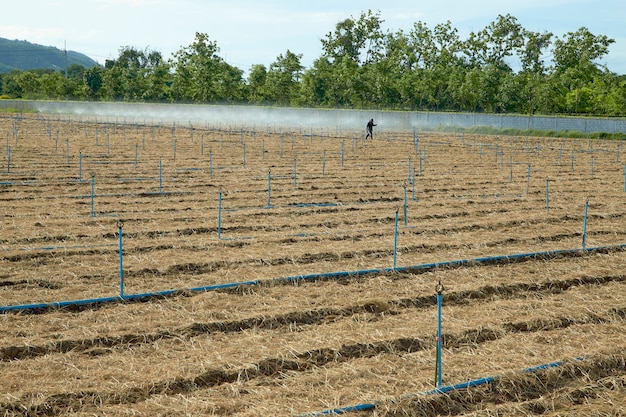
[1,11,625,116]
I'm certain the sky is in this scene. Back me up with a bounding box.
[2,0,625,75]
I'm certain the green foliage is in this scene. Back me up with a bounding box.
[170,32,243,103]
[2,12,626,116]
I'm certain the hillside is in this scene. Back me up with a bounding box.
[0,37,99,73]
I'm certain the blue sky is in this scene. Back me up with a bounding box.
[2,0,625,74]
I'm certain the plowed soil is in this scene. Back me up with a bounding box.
[0,112,624,416]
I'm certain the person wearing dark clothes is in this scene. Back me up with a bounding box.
[365,118,376,139]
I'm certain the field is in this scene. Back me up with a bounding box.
[0,112,625,416]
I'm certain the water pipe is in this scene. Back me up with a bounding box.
[300,357,583,416]
[412,169,416,201]
[582,198,589,249]
[393,210,399,268]
[2,244,625,314]
[403,186,408,226]
[267,169,272,208]
[545,178,549,213]
[407,158,411,184]
[217,191,222,239]
[118,220,125,297]
[341,141,345,167]
[90,174,95,217]
[293,159,297,189]
[156,159,163,194]
[435,281,444,387]
[526,164,531,195]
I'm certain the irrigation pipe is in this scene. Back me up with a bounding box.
[1,243,625,314]
[298,357,584,416]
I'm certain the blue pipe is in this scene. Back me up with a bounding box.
[403,186,408,226]
[267,169,272,208]
[90,175,95,217]
[217,191,222,239]
[16,243,115,252]
[300,356,584,416]
[2,244,625,314]
[545,178,549,213]
[436,285,443,387]
[393,210,399,268]
[582,198,589,249]
[412,169,416,200]
[118,222,124,297]
[341,141,345,167]
[289,203,340,208]
[159,159,163,194]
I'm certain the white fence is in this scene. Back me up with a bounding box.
[1,100,626,134]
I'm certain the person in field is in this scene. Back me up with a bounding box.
[365,118,376,139]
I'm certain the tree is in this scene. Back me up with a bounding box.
[170,32,244,102]
[15,71,42,98]
[320,9,385,65]
[553,27,614,74]
[519,30,553,74]
[247,64,268,104]
[1,71,22,98]
[464,14,524,70]
[84,66,104,99]
[141,50,172,102]
[102,46,155,101]
[264,50,303,106]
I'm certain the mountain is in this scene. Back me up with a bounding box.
[0,38,100,73]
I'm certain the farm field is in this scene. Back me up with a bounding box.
[0,112,625,416]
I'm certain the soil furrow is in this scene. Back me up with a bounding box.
[1,310,623,415]
[2,274,623,361]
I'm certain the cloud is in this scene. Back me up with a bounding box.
[0,25,66,47]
